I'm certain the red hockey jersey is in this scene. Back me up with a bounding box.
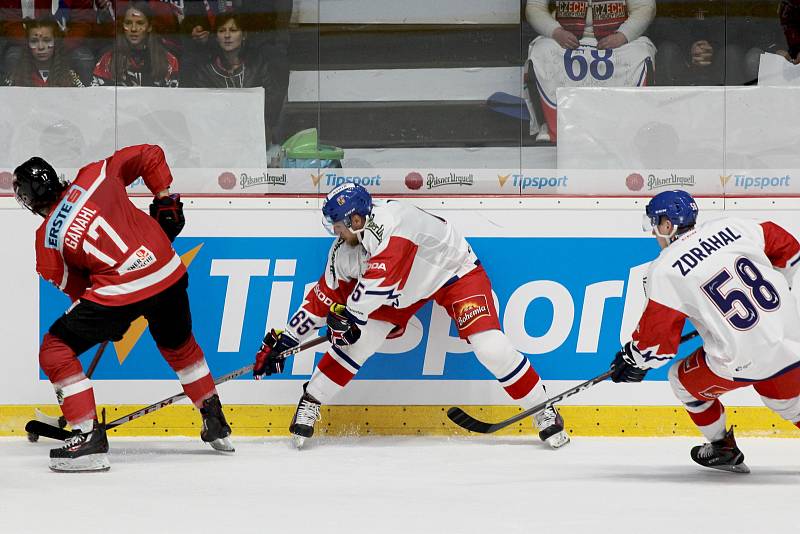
[35,145,185,306]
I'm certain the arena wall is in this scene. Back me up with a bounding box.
[2,196,799,438]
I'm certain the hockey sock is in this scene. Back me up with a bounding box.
[468,330,545,407]
[73,419,94,433]
[159,336,217,408]
[306,349,358,403]
[685,399,727,442]
[40,334,97,425]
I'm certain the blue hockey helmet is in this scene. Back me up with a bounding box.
[322,183,373,233]
[643,190,698,232]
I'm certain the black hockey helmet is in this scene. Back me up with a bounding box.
[13,157,68,217]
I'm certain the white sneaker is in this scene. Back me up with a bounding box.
[535,123,551,143]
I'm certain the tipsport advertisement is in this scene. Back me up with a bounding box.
[39,236,699,383]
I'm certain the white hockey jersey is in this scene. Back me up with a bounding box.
[345,199,478,325]
[632,217,800,381]
[282,237,367,342]
[282,200,478,341]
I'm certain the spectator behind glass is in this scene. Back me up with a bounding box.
[0,0,95,84]
[778,0,800,63]
[524,0,656,143]
[190,12,281,142]
[181,1,292,122]
[5,16,83,87]
[653,1,756,86]
[91,1,179,87]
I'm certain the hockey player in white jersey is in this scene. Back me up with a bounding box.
[609,190,800,473]
[252,183,570,449]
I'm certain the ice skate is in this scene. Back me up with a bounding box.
[691,427,749,474]
[289,382,322,449]
[533,405,570,449]
[49,420,110,473]
[200,394,235,453]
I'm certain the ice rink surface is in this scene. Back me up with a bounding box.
[1,435,797,534]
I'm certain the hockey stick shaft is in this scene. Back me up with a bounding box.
[447,330,700,434]
[107,335,326,430]
[27,335,328,440]
[86,341,109,377]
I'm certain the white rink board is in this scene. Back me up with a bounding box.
[2,197,800,406]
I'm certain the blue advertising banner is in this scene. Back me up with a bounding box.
[39,236,699,382]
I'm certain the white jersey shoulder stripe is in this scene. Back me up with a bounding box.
[92,253,181,296]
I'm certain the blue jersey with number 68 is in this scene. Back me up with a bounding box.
[632,217,800,381]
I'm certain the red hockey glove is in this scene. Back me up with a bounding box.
[253,329,299,379]
[326,304,361,346]
[149,193,185,242]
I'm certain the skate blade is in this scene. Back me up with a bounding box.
[209,437,235,453]
[546,431,570,449]
[49,453,110,473]
[291,434,306,450]
[707,462,751,474]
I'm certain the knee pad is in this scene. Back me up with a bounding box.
[668,361,693,403]
[39,333,80,381]
[468,329,522,378]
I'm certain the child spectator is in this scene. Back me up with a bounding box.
[91,1,179,87]
[5,16,83,87]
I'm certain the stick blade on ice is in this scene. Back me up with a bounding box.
[446,407,494,434]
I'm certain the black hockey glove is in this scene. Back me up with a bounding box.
[326,304,361,346]
[253,329,299,379]
[609,342,650,383]
[149,193,185,242]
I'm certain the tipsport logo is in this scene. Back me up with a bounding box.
[728,174,791,190]
[40,237,662,381]
[312,173,382,188]
[498,174,568,190]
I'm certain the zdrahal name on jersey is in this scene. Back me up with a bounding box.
[671,227,742,277]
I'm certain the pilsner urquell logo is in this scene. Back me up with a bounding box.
[239,172,287,189]
[452,295,491,330]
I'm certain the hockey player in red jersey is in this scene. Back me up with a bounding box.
[252,183,570,449]
[13,145,233,472]
[609,190,800,473]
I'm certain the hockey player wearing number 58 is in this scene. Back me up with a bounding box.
[609,190,800,474]
[252,183,570,449]
[12,145,234,472]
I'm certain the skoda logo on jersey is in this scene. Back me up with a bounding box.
[45,185,87,249]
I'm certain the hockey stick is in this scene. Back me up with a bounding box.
[27,341,110,442]
[447,330,700,434]
[26,335,328,441]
